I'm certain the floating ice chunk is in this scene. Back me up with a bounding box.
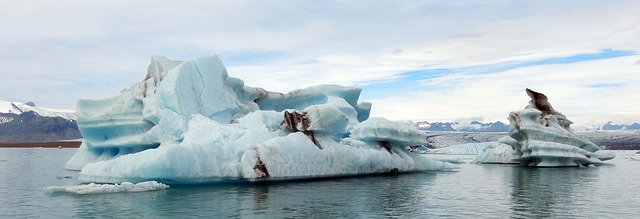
[66,55,450,184]
[473,142,519,164]
[44,181,168,195]
[475,88,614,166]
[593,150,616,161]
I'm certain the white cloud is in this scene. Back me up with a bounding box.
[0,0,638,121]
[370,55,640,121]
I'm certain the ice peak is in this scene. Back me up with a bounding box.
[525,88,572,128]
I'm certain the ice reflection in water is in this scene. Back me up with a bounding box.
[510,167,598,218]
[64,173,437,218]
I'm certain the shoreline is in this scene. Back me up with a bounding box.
[0,141,81,148]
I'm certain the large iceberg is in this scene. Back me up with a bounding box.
[475,89,615,166]
[66,55,450,184]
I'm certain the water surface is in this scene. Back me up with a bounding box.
[1,148,639,218]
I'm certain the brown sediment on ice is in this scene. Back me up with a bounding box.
[0,141,81,148]
[282,110,320,148]
[525,88,572,125]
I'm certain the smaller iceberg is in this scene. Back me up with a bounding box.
[474,88,615,166]
[44,181,169,195]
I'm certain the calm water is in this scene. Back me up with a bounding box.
[1,148,640,218]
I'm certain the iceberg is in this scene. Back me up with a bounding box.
[66,55,451,184]
[475,88,615,166]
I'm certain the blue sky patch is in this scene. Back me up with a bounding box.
[359,49,635,100]
[452,49,635,75]
[358,69,453,100]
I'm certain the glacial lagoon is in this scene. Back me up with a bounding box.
[2,148,639,218]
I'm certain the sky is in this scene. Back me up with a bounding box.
[1,0,639,122]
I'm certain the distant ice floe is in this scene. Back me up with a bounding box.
[424,141,516,164]
[620,151,640,161]
[44,181,169,195]
[424,142,497,155]
[65,55,452,184]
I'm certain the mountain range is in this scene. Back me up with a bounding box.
[1,98,638,142]
[601,121,640,130]
[0,100,81,143]
[413,119,640,132]
[414,120,510,132]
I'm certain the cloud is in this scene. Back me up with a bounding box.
[369,54,640,121]
[0,1,638,120]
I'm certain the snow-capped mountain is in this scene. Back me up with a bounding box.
[414,121,458,131]
[569,113,640,131]
[0,100,81,142]
[458,121,509,132]
[600,122,640,130]
[0,100,75,122]
[414,120,509,132]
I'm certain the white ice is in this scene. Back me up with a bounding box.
[44,181,169,195]
[473,89,616,166]
[423,141,519,164]
[66,55,451,184]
